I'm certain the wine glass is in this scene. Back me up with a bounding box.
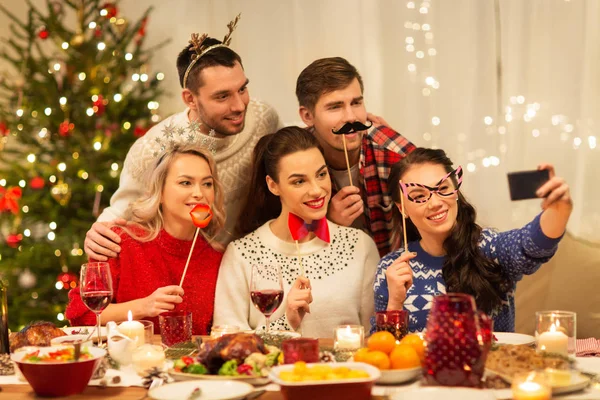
[250,264,283,334]
[80,262,113,346]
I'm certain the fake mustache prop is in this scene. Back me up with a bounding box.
[331,120,373,186]
[331,120,373,135]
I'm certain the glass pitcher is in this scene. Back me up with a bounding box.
[422,293,492,387]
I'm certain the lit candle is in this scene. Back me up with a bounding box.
[118,310,145,347]
[538,322,568,356]
[335,325,363,350]
[131,344,166,375]
[512,380,551,400]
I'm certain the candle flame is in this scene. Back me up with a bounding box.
[128,310,133,322]
[549,322,557,333]
[345,325,352,334]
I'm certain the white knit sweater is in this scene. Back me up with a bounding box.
[214,220,379,338]
[98,99,282,245]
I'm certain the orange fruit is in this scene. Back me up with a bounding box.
[389,344,421,370]
[364,350,391,370]
[367,331,396,354]
[400,333,425,361]
[353,348,370,363]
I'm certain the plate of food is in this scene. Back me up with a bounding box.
[493,332,535,346]
[149,380,254,400]
[169,333,280,386]
[62,326,108,339]
[485,344,589,394]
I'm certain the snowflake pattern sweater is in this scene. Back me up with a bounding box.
[373,214,562,333]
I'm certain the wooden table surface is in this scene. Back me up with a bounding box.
[4,335,387,399]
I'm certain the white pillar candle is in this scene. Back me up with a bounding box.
[538,322,568,356]
[131,344,166,375]
[118,310,145,347]
[335,325,363,350]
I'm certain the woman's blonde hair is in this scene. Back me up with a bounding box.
[124,143,225,251]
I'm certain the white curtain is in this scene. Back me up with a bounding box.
[3,0,599,241]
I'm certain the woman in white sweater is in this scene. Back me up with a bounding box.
[214,126,378,338]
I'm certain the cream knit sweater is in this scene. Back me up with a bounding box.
[214,220,379,338]
[98,99,282,245]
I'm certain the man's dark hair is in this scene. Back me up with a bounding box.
[296,57,364,111]
[176,37,243,92]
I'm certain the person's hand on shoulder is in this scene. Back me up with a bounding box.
[285,276,312,331]
[84,218,129,261]
[327,186,364,227]
[367,112,390,128]
[386,251,417,310]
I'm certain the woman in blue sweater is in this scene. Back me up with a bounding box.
[373,148,572,332]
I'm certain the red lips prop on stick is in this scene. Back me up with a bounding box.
[179,204,213,287]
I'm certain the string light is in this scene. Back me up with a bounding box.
[59,97,67,105]
[49,222,57,230]
[47,232,56,241]
[16,109,24,117]
[57,162,66,171]
[111,163,119,171]
[140,74,149,82]
[125,53,133,61]
[132,73,140,81]
[123,121,131,129]
[89,21,97,29]
[78,72,86,80]
[589,136,597,149]
[27,154,36,163]
[19,180,26,187]
[97,42,106,51]
[49,175,56,183]
[22,205,29,213]
[61,42,69,49]
[93,141,102,150]
[0,179,5,186]
[86,108,94,116]
[156,72,165,80]
[23,229,31,237]
[113,93,122,102]
[44,107,52,116]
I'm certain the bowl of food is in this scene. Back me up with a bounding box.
[50,334,93,348]
[11,345,106,397]
[269,361,380,400]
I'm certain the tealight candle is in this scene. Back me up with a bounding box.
[334,325,364,350]
[538,322,568,356]
[210,325,240,338]
[513,381,551,400]
[131,344,166,375]
[118,310,145,347]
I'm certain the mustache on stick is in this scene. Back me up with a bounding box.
[331,120,373,135]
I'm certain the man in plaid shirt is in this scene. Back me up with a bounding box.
[296,57,415,256]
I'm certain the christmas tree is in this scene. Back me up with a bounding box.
[0,0,168,330]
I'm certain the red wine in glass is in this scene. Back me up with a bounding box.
[250,264,283,334]
[82,291,113,312]
[80,262,113,346]
[251,289,284,316]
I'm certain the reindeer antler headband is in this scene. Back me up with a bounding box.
[182,13,241,89]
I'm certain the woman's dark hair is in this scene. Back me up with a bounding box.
[176,37,243,92]
[388,148,511,314]
[236,126,322,238]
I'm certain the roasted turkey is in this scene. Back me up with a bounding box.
[10,321,67,352]
[197,333,267,373]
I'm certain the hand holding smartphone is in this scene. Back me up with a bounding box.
[507,169,551,201]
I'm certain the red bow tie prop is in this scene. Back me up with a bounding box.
[288,213,330,243]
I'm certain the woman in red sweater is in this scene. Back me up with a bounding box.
[66,144,225,335]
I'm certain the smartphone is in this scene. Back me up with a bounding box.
[507,170,550,201]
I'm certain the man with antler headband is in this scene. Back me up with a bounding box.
[84,14,282,260]
[296,57,416,257]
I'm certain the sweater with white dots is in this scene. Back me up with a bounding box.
[214,220,379,338]
[372,213,562,333]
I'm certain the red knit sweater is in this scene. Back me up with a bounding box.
[65,228,223,335]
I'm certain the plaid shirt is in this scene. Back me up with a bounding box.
[359,125,415,256]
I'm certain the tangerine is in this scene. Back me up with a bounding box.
[367,331,396,354]
[353,347,370,363]
[389,344,421,369]
[364,350,391,370]
[400,333,425,361]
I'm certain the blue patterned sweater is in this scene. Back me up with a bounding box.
[372,214,562,333]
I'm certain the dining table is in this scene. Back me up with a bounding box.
[3,335,600,400]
